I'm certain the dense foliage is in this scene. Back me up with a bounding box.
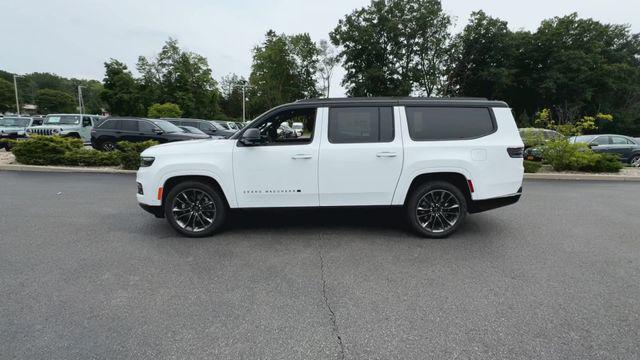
[540,140,623,173]
[147,103,182,119]
[1,2,638,135]
[11,136,156,169]
[523,161,542,174]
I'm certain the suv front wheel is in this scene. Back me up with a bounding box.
[406,181,467,238]
[164,181,227,237]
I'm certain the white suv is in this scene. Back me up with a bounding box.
[136,98,524,238]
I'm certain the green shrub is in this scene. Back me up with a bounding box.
[519,128,545,148]
[541,139,622,173]
[523,160,541,173]
[62,149,121,167]
[117,140,159,170]
[12,136,159,169]
[12,136,83,165]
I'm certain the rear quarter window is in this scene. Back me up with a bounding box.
[405,107,495,141]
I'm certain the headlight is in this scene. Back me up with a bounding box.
[52,128,59,134]
[140,156,155,167]
[26,128,32,133]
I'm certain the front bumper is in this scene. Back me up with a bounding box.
[139,203,164,218]
[468,187,522,214]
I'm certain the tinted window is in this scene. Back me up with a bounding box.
[328,107,394,143]
[138,121,157,133]
[199,122,214,131]
[121,120,138,131]
[592,136,610,145]
[405,107,495,141]
[98,119,120,130]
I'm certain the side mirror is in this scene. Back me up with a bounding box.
[153,128,164,135]
[240,128,262,145]
[588,142,597,147]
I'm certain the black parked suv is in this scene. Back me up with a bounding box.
[91,117,209,151]
[163,118,236,138]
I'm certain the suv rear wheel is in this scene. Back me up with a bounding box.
[164,181,227,237]
[100,140,116,152]
[406,181,467,238]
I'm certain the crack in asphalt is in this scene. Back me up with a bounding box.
[318,235,346,360]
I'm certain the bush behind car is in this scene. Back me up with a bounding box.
[11,135,157,169]
[540,139,622,173]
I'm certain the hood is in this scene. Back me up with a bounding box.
[142,138,233,157]
[29,124,80,130]
[0,126,27,133]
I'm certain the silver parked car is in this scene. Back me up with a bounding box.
[0,116,43,150]
[27,114,101,143]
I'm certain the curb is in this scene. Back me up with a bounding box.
[524,173,640,182]
[0,164,136,174]
[1,163,638,181]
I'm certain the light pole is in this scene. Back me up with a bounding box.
[13,75,20,115]
[233,83,252,122]
[77,85,86,119]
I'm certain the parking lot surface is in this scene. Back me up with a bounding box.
[1,171,639,359]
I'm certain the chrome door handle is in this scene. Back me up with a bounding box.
[292,154,312,159]
[376,152,397,158]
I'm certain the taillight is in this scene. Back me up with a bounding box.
[507,147,524,158]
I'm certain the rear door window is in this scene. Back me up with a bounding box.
[328,107,394,143]
[98,119,120,130]
[121,120,138,131]
[405,107,495,141]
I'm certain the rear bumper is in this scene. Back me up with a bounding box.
[468,187,522,214]
[139,203,164,218]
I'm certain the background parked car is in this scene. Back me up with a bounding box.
[164,118,236,138]
[91,117,209,151]
[27,114,100,143]
[569,134,640,165]
[519,128,563,161]
[0,116,43,150]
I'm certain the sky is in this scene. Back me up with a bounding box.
[1,0,638,97]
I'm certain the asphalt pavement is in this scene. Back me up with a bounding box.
[0,171,639,359]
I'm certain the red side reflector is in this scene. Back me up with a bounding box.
[467,180,475,193]
[157,187,163,200]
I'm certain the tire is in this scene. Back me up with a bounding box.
[164,181,227,237]
[406,181,467,238]
[100,140,116,152]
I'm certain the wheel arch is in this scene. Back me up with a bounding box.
[403,172,472,206]
[162,175,231,209]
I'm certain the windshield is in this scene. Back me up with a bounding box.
[0,117,30,127]
[152,120,184,133]
[45,115,80,125]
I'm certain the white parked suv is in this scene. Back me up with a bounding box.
[137,98,524,238]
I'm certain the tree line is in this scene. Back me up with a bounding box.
[1,0,638,134]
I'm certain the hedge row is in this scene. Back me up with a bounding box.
[10,136,157,170]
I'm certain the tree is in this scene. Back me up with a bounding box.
[0,78,14,113]
[317,40,338,97]
[248,30,321,115]
[147,102,182,118]
[137,38,220,119]
[102,59,143,116]
[448,11,515,99]
[330,0,452,96]
[35,89,76,113]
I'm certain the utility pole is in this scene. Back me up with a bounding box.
[13,75,20,115]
